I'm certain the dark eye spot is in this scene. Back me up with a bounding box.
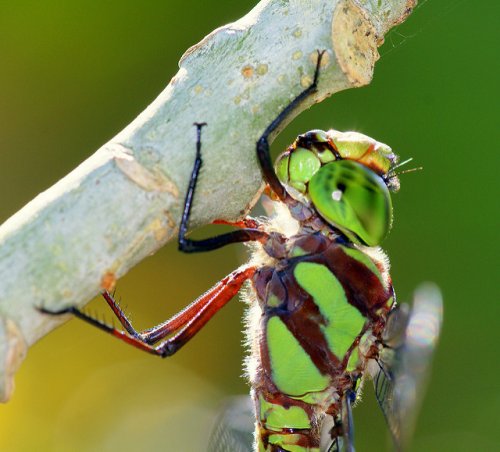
[337,182,346,192]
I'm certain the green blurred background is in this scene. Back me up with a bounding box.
[0,1,498,451]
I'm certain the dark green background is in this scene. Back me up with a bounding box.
[0,1,497,451]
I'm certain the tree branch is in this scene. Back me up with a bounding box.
[0,0,417,402]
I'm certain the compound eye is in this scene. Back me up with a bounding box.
[308,160,392,246]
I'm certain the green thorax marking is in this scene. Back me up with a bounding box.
[346,347,359,372]
[293,262,365,361]
[259,395,310,431]
[266,316,329,396]
[266,434,320,452]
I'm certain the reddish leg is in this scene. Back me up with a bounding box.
[212,218,262,229]
[40,266,256,357]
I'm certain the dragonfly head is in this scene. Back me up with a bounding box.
[275,129,400,246]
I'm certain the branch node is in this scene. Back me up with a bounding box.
[111,144,180,195]
[0,318,27,403]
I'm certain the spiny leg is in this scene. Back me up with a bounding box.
[37,305,160,355]
[104,265,254,345]
[257,50,326,202]
[39,266,256,357]
[178,123,271,254]
[101,290,136,336]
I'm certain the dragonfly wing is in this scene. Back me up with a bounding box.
[371,283,443,450]
[208,395,254,452]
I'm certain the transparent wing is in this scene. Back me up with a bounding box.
[207,395,254,452]
[371,283,443,450]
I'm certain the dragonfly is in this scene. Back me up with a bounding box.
[40,51,442,451]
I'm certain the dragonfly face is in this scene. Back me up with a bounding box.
[39,51,442,452]
[275,130,399,246]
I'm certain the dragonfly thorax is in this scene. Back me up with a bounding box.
[246,229,395,451]
[275,129,400,246]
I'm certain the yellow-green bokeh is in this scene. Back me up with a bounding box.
[0,1,498,451]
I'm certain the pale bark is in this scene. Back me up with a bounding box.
[0,0,417,402]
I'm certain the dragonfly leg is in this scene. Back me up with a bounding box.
[178,123,271,253]
[212,217,262,229]
[256,49,326,202]
[342,390,356,452]
[180,51,325,253]
[39,265,256,357]
[324,389,356,452]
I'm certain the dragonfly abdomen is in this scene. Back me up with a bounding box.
[248,236,394,451]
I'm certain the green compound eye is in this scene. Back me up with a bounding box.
[276,147,322,194]
[308,160,392,246]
